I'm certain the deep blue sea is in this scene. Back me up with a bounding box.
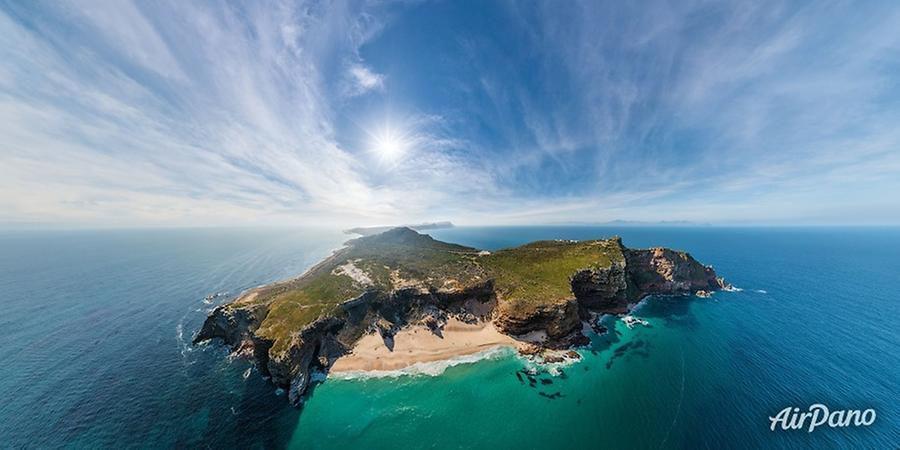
[1,226,897,449]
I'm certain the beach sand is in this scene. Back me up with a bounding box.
[329,318,518,372]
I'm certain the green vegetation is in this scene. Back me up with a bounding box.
[237,228,484,354]
[340,228,482,286]
[229,228,623,355]
[480,239,624,313]
[254,272,361,354]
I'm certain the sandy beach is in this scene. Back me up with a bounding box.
[329,318,518,372]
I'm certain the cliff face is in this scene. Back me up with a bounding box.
[193,303,273,375]
[194,228,725,406]
[571,261,628,311]
[493,299,582,343]
[624,247,727,299]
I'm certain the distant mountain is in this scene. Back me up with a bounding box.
[344,221,454,236]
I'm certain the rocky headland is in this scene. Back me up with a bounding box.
[194,227,727,406]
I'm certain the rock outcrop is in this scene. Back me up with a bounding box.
[193,303,273,374]
[571,261,628,311]
[194,228,725,407]
[624,247,728,298]
[493,299,582,343]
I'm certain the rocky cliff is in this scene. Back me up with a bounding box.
[194,228,726,406]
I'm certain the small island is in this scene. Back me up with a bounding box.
[194,228,727,406]
[344,221,455,236]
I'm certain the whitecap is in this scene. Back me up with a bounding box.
[722,285,743,292]
[520,352,584,377]
[621,315,649,329]
[754,289,767,294]
[176,322,196,360]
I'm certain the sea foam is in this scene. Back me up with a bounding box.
[329,346,513,380]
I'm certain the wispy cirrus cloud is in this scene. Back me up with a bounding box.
[1,0,899,227]
[452,0,900,224]
[0,1,399,226]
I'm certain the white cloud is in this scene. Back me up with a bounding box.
[65,0,188,81]
[0,1,401,227]
[344,63,385,97]
[1,0,899,228]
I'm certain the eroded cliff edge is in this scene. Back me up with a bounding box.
[194,227,727,406]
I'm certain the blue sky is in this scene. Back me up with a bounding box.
[1,0,899,227]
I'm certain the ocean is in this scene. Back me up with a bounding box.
[0,226,897,448]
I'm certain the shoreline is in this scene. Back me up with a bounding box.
[329,318,519,373]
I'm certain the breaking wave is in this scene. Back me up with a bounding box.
[329,346,513,380]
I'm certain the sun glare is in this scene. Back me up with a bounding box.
[369,125,409,161]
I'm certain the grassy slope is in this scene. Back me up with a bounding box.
[235,228,482,354]
[225,229,622,354]
[479,239,624,316]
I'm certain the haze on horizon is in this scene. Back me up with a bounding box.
[2,1,900,228]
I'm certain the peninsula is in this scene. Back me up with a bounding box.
[194,228,727,406]
[344,221,454,236]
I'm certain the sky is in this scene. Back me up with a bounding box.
[1,0,899,228]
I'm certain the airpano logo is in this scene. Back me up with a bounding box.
[769,404,876,432]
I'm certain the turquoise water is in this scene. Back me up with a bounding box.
[1,227,898,448]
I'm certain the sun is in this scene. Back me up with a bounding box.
[369,124,410,162]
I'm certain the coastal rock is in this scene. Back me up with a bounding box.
[193,228,727,407]
[268,316,345,405]
[494,299,582,343]
[374,317,397,340]
[571,260,627,310]
[193,303,269,346]
[624,247,722,300]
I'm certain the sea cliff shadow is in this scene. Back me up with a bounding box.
[192,363,300,449]
[632,294,702,331]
